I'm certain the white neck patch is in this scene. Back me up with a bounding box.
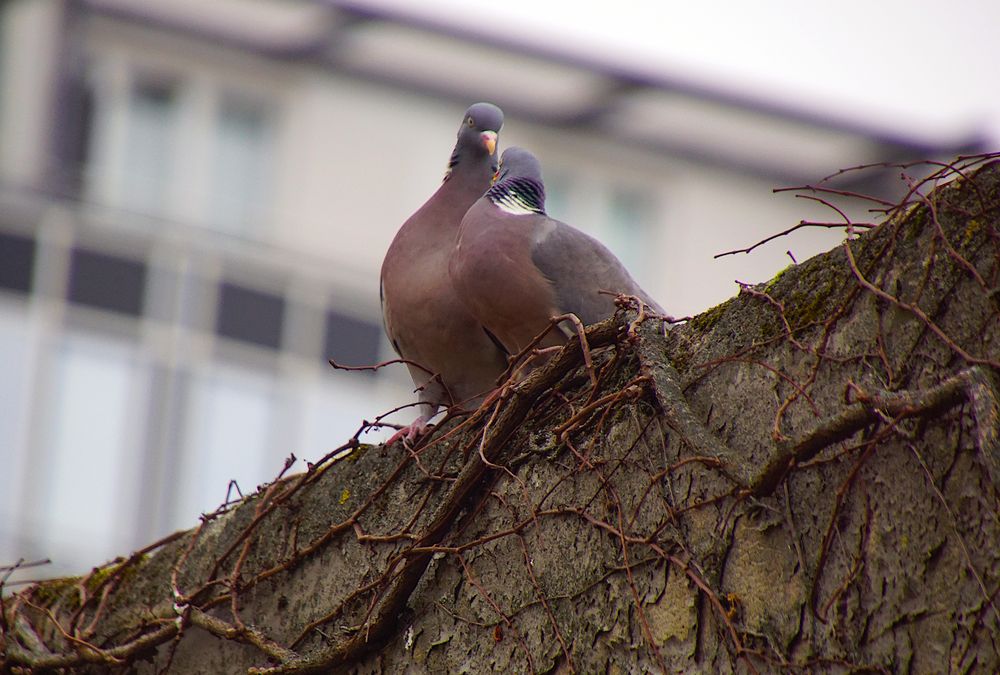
[493,191,540,216]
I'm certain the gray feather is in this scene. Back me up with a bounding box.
[531,218,664,323]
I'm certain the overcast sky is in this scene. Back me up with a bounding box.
[364,0,1000,145]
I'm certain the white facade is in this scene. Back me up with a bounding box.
[0,0,979,581]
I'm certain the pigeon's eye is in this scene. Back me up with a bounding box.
[467,117,475,127]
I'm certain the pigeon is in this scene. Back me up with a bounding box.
[449,146,664,358]
[380,102,509,443]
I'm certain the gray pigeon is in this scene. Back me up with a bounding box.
[449,146,664,357]
[380,103,509,443]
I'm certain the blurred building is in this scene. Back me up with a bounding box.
[0,0,983,579]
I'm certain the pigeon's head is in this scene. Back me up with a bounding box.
[457,102,503,157]
[488,147,546,215]
[495,147,543,185]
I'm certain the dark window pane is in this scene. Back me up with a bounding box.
[67,248,146,316]
[324,310,380,371]
[0,232,36,293]
[51,73,93,196]
[65,80,94,192]
[216,282,284,349]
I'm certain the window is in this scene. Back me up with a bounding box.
[600,187,657,277]
[0,232,35,293]
[177,367,277,525]
[323,310,381,371]
[210,95,272,234]
[215,282,284,349]
[301,381,387,452]
[120,79,177,215]
[0,311,32,527]
[41,338,150,559]
[84,66,277,233]
[67,82,95,191]
[67,248,147,316]
[49,71,94,196]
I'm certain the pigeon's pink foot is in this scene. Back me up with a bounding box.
[385,416,431,446]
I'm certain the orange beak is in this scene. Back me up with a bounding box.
[480,130,497,155]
